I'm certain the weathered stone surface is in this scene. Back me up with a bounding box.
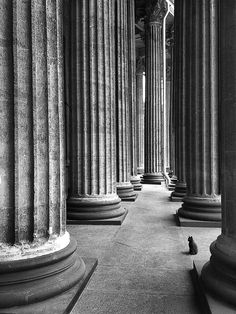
[201,0,236,306]
[65,0,124,219]
[128,0,142,191]
[142,1,166,184]
[136,58,145,175]
[0,0,85,307]
[171,0,187,200]
[177,0,221,222]
[115,0,136,201]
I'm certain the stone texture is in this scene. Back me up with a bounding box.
[177,0,221,222]
[115,0,136,201]
[171,0,187,199]
[0,257,97,314]
[142,0,167,184]
[136,58,145,174]
[128,0,142,191]
[65,0,125,220]
[0,0,85,307]
[201,0,236,307]
[72,291,201,314]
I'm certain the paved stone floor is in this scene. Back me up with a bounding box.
[68,184,221,314]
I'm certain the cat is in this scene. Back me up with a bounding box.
[188,236,198,255]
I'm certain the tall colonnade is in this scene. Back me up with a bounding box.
[2,0,236,312]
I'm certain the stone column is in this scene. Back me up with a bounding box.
[201,0,236,305]
[171,0,188,199]
[136,58,145,174]
[115,0,136,201]
[167,28,178,190]
[0,0,85,307]
[128,0,142,191]
[66,0,125,220]
[142,0,167,184]
[178,0,221,221]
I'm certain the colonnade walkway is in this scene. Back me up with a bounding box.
[69,184,220,313]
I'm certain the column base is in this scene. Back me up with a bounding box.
[131,176,143,191]
[141,173,164,184]
[175,211,221,228]
[137,167,144,174]
[201,235,236,308]
[67,194,125,220]
[0,257,98,314]
[67,208,128,225]
[192,260,236,314]
[0,239,86,308]
[170,181,187,200]
[178,195,221,221]
[117,183,137,201]
[168,175,178,191]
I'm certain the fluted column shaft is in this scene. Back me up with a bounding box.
[168,30,175,175]
[66,0,124,219]
[136,59,145,174]
[171,0,187,198]
[201,0,236,305]
[128,0,142,191]
[0,0,85,307]
[115,0,136,201]
[178,0,221,221]
[142,0,166,184]
[167,30,178,190]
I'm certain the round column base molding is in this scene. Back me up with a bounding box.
[171,182,187,198]
[141,173,164,184]
[131,176,143,191]
[178,195,221,221]
[0,239,85,308]
[137,167,144,174]
[170,175,178,184]
[67,194,124,220]
[116,182,137,201]
[201,235,236,307]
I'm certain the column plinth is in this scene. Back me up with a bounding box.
[142,173,165,184]
[0,0,85,307]
[171,182,187,198]
[67,195,122,220]
[66,0,125,218]
[117,183,137,201]
[130,176,143,191]
[142,1,167,185]
[179,196,221,221]
[176,0,221,221]
[201,0,236,306]
[0,238,85,308]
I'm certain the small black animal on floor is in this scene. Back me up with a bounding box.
[188,236,198,255]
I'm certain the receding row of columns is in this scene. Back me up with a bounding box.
[2,0,236,310]
[172,0,236,307]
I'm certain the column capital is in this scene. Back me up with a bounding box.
[146,0,167,25]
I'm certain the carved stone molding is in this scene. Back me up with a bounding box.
[146,0,167,24]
